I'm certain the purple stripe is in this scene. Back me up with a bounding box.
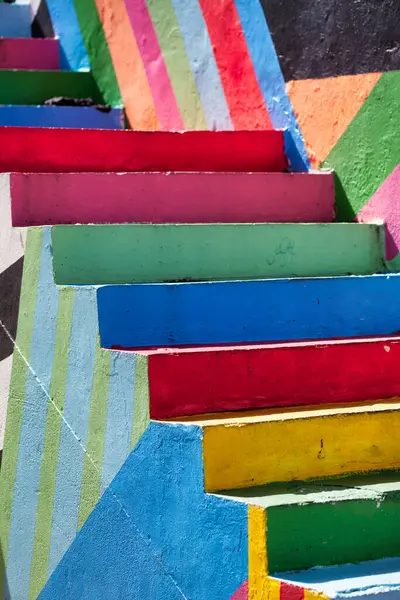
[124,0,185,130]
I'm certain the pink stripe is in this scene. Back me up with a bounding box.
[124,0,184,130]
[10,171,334,226]
[230,580,248,600]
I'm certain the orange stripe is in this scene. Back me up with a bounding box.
[93,0,160,130]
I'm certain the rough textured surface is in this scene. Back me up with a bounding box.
[147,337,400,418]
[51,223,386,285]
[0,128,287,173]
[97,274,400,349]
[260,0,400,81]
[10,171,335,227]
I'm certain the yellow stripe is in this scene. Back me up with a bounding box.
[248,506,281,600]
[202,402,400,491]
[304,588,331,600]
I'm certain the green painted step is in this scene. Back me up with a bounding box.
[51,223,387,285]
[0,70,104,105]
[219,472,400,574]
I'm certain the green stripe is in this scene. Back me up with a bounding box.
[131,354,150,450]
[146,0,207,129]
[0,228,43,592]
[28,288,75,600]
[51,223,387,285]
[323,71,400,221]
[77,339,111,530]
[0,70,104,105]
[72,0,123,108]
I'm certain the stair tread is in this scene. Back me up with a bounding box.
[0,4,31,38]
[0,106,124,129]
[0,128,286,173]
[8,171,334,226]
[217,471,400,507]
[0,38,60,70]
[51,222,386,285]
[276,557,400,598]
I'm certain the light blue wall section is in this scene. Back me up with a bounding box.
[44,0,90,71]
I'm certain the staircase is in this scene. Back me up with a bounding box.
[0,2,123,129]
[1,6,400,600]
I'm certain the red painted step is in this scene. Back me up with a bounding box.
[0,128,287,173]
[8,171,334,226]
[0,38,60,70]
[147,336,400,418]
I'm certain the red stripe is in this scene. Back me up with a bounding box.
[280,581,304,600]
[198,0,272,129]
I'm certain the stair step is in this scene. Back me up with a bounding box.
[6,171,334,227]
[176,399,400,492]
[0,4,31,38]
[97,273,400,350]
[0,70,103,105]
[0,106,124,129]
[0,128,286,173]
[147,336,400,419]
[277,557,400,599]
[0,38,60,70]
[219,472,400,572]
[52,223,385,285]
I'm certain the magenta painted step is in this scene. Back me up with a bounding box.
[0,38,60,70]
[9,171,334,226]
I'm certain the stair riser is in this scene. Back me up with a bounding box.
[97,275,400,349]
[0,4,31,38]
[0,71,103,106]
[148,338,400,418]
[267,495,400,573]
[202,407,400,491]
[0,129,286,173]
[0,107,124,130]
[51,223,385,285]
[0,38,60,70]
[9,171,334,227]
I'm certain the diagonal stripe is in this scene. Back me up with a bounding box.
[44,0,90,71]
[72,0,122,107]
[5,228,59,600]
[29,289,75,600]
[47,288,98,577]
[77,340,111,529]
[198,0,272,129]
[168,0,233,130]
[93,0,160,129]
[101,352,136,489]
[0,229,42,595]
[124,0,184,130]
[234,0,309,170]
[146,0,208,130]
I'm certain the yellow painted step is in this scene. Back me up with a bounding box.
[172,400,400,492]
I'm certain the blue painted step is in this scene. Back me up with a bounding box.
[0,3,31,37]
[97,274,400,349]
[0,106,124,129]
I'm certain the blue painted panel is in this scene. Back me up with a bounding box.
[38,423,248,600]
[0,107,124,130]
[97,274,400,348]
[0,4,31,37]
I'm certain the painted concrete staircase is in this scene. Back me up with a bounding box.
[0,1,123,129]
[2,125,400,600]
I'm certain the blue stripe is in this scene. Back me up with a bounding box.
[6,228,59,600]
[100,352,136,489]
[234,0,310,172]
[98,274,400,348]
[169,0,233,130]
[0,107,124,130]
[47,288,97,576]
[0,4,31,37]
[45,0,90,71]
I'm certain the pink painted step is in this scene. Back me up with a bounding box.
[8,171,334,226]
[146,336,400,419]
[0,38,60,70]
